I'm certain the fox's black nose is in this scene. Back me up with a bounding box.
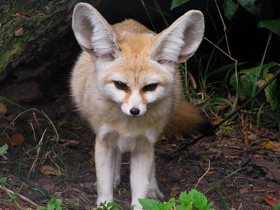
[130,108,140,115]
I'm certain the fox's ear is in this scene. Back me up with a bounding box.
[152,10,204,63]
[72,3,120,58]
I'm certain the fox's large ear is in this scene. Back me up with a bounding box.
[151,10,204,63]
[72,3,120,58]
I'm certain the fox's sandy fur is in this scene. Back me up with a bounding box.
[71,3,211,209]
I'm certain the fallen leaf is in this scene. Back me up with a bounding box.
[0,103,7,116]
[15,27,24,36]
[271,142,280,152]
[11,12,21,17]
[37,12,46,17]
[11,133,24,146]
[207,148,222,158]
[263,192,280,206]
[239,186,250,194]
[262,141,275,149]
[57,120,66,128]
[60,139,80,147]
[40,165,65,176]
[247,133,257,141]
[170,186,181,198]
[89,149,95,165]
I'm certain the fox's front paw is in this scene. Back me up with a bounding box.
[147,188,164,200]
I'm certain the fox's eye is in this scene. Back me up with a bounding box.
[114,81,129,92]
[143,83,158,92]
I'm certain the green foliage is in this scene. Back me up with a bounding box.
[0,96,28,110]
[169,0,280,130]
[223,0,271,20]
[256,73,278,110]
[239,0,261,15]
[37,198,62,210]
[139,198,175,210]
[258,19,280,37]
[223,0,238,21]
[221,0,280,125]
[229,62,278,100]
[275,202,280,210]
[0,144,8,156]
[96,201,121,210]
[177,190,214,210]
[170,0,190,10]
[0,174,23,209]
[0,177,7,185]
[138,190,215,210]
[224,0,280,127]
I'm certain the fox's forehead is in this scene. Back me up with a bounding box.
[117,32,157,59]
[100,32,171,86]
[102,33,169,86]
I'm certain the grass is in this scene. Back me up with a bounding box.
[0,106,72,209]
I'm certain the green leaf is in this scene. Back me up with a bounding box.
[258,19,280,36]
[256,73,278,110]
[36,207,47,210]
[138,198,161,210]
[223,0,239,21]
[162,198,175,210]
[170,0,190,10]
[230,62,278,100]
[0,144,8,156]
[239,0,261,15]
[47,203,55,210]
[191,190,207,208]
[0,177,7,185]
[52,198,62,205]
[200,202,214,210]
[107,202,121,210]
[274,201,280,210]
[177,191,193,205]
[176,204,193,210]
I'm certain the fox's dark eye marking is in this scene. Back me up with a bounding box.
[143,83,158,92]
[114,81,129,92]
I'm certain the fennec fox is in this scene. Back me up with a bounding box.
[71,3,212,209]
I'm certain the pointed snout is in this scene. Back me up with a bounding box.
[121,90,147,116]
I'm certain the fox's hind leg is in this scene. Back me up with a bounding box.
[148,160,164,200]
[114,149,122,189]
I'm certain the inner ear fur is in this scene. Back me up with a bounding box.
[152,10,205,63]
[72,3,120,58]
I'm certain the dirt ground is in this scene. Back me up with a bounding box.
[1,86,280,210]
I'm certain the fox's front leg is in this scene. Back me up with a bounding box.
[95,139,117,205]
[130,140,154,209]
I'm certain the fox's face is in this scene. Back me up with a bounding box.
[72,3,204,117]
[95,33,176,116]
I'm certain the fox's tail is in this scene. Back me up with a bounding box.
[164,99,214,138]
